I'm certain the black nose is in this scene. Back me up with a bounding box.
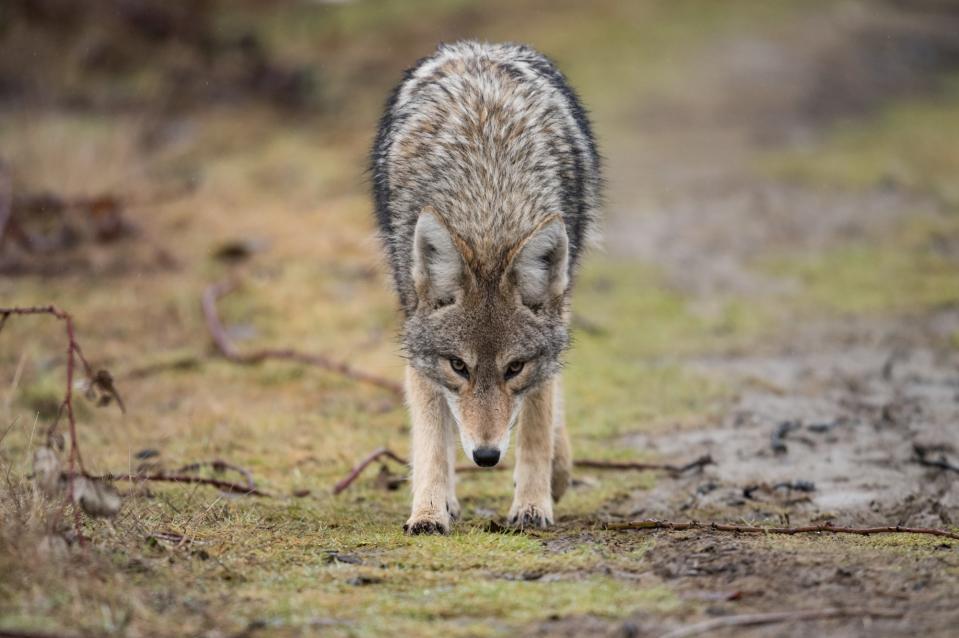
[473,447,500,467]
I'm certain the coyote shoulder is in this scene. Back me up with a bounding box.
[371,41,600,533]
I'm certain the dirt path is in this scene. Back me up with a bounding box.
[564,3,959,635]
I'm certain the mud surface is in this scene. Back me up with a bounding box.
[622,311,959,529]
[528,311,959,637]
[572,2,959,636]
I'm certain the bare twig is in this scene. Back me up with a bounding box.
[87,472,272,497]
[660,607,903,638]
[0,305,123,540]
[606,519,959,541]
[332,447,409,495]
[332,447,714,494]
[174,459,256,490]
[574,454,713,475]
[202,280,403,396]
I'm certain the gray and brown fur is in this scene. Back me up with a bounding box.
[371,41,600,534]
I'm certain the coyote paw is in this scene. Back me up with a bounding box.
[404,511,450,535]
[447,496,461,521]
[507,501,554,530]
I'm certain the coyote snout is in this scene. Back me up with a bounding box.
[371,41,600,534]
[444,365,524,467]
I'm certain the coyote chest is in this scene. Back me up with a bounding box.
[371,41,600,533]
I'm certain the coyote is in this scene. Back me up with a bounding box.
[371,41,601,533]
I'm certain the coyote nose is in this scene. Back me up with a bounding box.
[473,447,501,467]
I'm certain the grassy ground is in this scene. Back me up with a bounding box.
[2,1,959,636]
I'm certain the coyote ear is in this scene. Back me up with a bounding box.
[513,218,569,308]
[412,210,464,306]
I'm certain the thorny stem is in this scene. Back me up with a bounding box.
[0,306,96,542]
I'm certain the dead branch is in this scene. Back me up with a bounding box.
[88,472,272,497]
[660,607,903,638]
[201,280,403,396]
[174,459,256,490]
[0,305,119,540]
[606,519,959,541]
[332,447,409,495]
[574,454,713,475]
[332,447,714,494]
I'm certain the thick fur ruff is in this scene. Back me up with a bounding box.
[371,41,601,315]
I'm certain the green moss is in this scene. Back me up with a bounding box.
[369,578,678,622]
[17,374,65,422]
[564,259,757,439]
[762,215,959,314]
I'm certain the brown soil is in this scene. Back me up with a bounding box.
[534,2,959,636]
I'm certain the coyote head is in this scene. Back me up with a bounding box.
[404,209,570,467]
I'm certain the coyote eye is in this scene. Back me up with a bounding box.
[449,357,469,379]
[504,361,525,380]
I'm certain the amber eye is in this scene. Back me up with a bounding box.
[504,361,525,380]
[449,357,469,379]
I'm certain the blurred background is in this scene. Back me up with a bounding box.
[2,1,959,636]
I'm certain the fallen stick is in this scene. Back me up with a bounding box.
[201,280,403,396]
[574,454,713,475]
[332,447,409,495]
[332,447,714,494]
[88,472,272,497]
[174,459,256,491]
[606,519,959,541]
[660,607,903,638]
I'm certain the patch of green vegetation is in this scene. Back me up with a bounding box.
[762,214,959,314]
[17,373,68,422]
[763,75,959,208]
[565,259,760,440]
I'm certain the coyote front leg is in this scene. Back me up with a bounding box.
[551,376,572,503]
[404,365,455,535]
[509,377,555,529]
